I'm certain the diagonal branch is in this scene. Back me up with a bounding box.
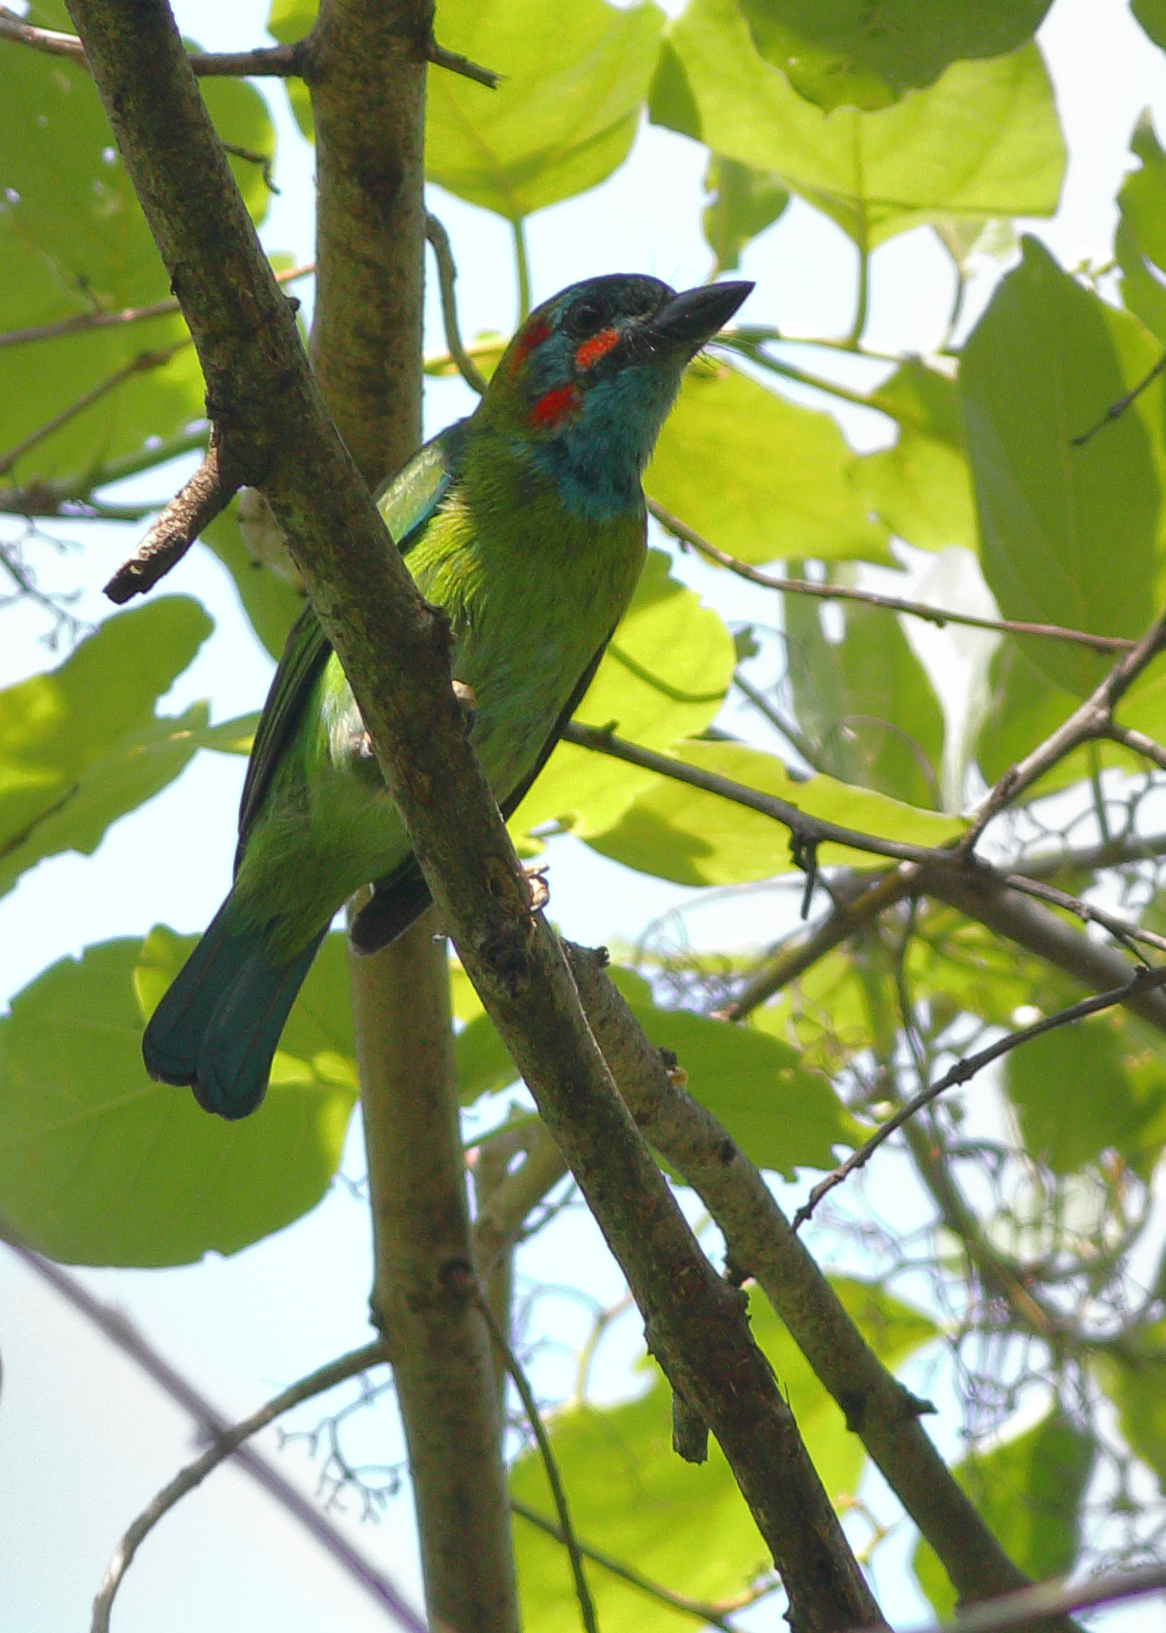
[564,945,1081,1631]
[62,0,884,1625]
[849,1561,1166,1633]
[792,962,1166,1230]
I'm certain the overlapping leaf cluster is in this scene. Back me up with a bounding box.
[5,0,1166,1621]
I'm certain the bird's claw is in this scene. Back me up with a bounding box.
[524,863,550,914]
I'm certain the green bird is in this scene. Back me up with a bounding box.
[143,273,752,1118]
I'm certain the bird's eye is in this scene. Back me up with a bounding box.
[564,298,607,339]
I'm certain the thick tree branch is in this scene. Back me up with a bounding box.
[564,947,1080,1631]
[351,913,519,1633]
[64,4,884,1623]
[850,1561,1166,1633]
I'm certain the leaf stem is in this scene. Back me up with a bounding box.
[512,217,532,324]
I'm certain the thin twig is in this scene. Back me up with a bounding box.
[0,263,313,349]
[0,1232,422,1631]
[0,343,187,477]
[472,1284,599,1633]
[791,962,1166,1230]
[962,610,1166,854]
[426,37,501,88]
[510,1498,763,1630]
[91,1343,397,1633]
[0,6,500,86]
[425,213,487,395]
[647,500,1135,656]
[849,1560,1166,1633]
[220,140,279,194]
[1071,351,1166,445]
[103,427,244,602]
[561,721,954,867]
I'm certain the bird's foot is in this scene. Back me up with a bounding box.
[524,863,550,914]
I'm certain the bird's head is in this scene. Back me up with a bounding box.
[481,273,753,521]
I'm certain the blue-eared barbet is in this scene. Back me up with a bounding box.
[143,274,753,1117]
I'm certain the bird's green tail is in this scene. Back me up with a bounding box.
[142,895,325,1120]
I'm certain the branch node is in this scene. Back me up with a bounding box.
[425,37,501,89]
[671,1387,710,1464]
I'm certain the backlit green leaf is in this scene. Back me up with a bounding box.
[738,0,1051,113]
[0,598,213,897]
[960,237,1165,696]
[201,504,305,661]
[1094,1328,1166,1494]
[1117,113,1166,342]
[424,0,665,220]
[702,154,788,272]
[655,0,1064,246]
[0,930,356,1266]
[647,362,892,565]
[786,597,945,808]
[588,740,963,886]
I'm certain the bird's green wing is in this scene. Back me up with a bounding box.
[348,636,611,954]
[235,419,470,861]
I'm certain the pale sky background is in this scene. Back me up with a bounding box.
[3,1,1166,1630]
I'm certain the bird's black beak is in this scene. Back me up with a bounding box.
[649,280,753,351]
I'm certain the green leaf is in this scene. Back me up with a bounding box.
[655,0,1065,246]
[0,598,214,898]
[1094,1327,1166,1493]
[960,236,1165,697]
[0,929,357,1266]
[1005,1009,1166,1175]
[424,0,666,221]
[588,739,963,887]
[1133,0,1166,51]
[913,1412,1092,1617]
[849,435,976,553]
[512,549,734,840]
[0,12,276,485]
[514,1282,933,1632]
[647,362,892,566]
[1117,112,1166,343]
[701,154,788,273]
[201,504,305,661]
[786,597,945,809]
[737,0,1051,113]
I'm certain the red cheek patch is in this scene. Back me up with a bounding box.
[575,327,620,369]
[510,316,551,370]
[530,383,580,430]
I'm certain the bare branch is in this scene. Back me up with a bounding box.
[472,1123,568,1278]
[850,1561,1166,1633]
[92,1342,398,1633]
[425,212,488,395]
[792,962,1166,1230]
[647,500,1135,657]
[0,263,313,350]
[103,427,243,602]
[563,946,1076,1624]
[473,1281,599,1633]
